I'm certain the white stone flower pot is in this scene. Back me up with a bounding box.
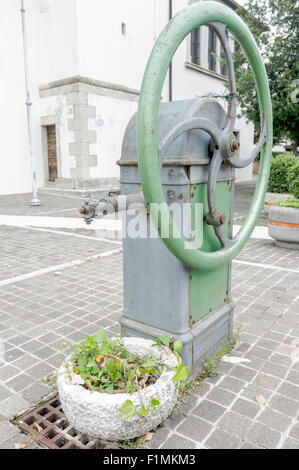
[57,337,179,441]
[269,205,299,249]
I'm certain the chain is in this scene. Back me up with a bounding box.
[195,91,239,101]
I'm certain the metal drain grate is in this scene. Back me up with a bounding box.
[15,395,119,449]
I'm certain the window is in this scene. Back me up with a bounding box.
[208,27,216,71]
[220,45,228,75]
[191,28,200,65]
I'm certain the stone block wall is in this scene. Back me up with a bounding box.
[39,76,139,190]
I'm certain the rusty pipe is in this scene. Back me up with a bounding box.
[79,193,146,225]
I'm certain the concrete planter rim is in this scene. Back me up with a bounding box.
[268,204,299,250]
[57,336,179,440]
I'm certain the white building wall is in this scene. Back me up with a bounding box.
[88,93,138,180]
[75,0,169,97]
[0,0,254,195]
[0,0,78,195]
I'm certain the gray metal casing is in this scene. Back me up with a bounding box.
[119,99,235,375]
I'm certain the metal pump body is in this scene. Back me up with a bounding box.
[119,99,234,373]
[80,2,272,377]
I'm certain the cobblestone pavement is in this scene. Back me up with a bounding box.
[0,187,298,449]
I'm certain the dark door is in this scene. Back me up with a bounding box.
[47,125,58,182]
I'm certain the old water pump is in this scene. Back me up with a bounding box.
[80,1,272,376]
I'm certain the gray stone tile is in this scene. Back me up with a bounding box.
[219,376,246,393]
[33,346,57,360]
[258,407,291,432]
[281,437,299,449]
[261,361,288,379]
[4,348,23,362]
[205,429,241,449]
[240,440,263,449]
[26,362,54,381]
[206,387,236,406]
[161,434,197,449]
[0,395,30,419]
[0,422,20,444]
[8,335,31,347]
[0,385,10,401]
[21,340,44,353]
[290,422,299,441]
[22,383,52,403]
[145,427,169,449]
[248,422,281,449]
[163,410,185,429]
[218,411,252,440]
[193,400,226,423]
[177,415,212,442]
[0,364,20,381]
[277,381,299,401]
[5,373,33,392]
[286,370,299,386]
[229,365,257,382]
[231,398,260,418]
[253,372,281,391]
[193,383,210,397]
[269,394,299,417]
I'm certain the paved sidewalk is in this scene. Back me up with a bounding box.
[0,187,298,449]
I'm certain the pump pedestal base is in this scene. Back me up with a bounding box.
[121,302,233,377]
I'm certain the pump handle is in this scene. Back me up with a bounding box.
[137,1,272,270]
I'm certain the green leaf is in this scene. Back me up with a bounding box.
[104,383,114,394]
[173,340,183,354]
[93,328,108,344]
[150,398,160,413]
[158,335,171,348]
[120,400,136,419]
[140,368,156,376]
[138,406,147,417]
[173,363,189,383]
[87,359,96,368]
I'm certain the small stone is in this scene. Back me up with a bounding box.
[256,394,267,405]
[54,271,62,276]
[14,443,27,449]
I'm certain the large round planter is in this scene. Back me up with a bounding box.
[264,192,295,214]
[268,205,299,249]
[57,337,179,441]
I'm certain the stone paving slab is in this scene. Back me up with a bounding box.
[0,225,120,281]
[0,217,298,448]
[0,193,84,217]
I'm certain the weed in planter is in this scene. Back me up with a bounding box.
[47,329,190,423]
[70,329,166,396]
[273,198,299,209]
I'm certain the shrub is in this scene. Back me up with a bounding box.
[288,159,299,199]
[268,153,296,194]
[274,198,299,209]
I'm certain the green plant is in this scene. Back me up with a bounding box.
[70,330,164,395]
[67,330,189,420]
[268,153,297,194]
[235,1,299,148]
[179,329,239,396]
[288,159,299,199]
[273,198,299,209]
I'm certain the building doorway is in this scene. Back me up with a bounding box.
[46,125,58,182]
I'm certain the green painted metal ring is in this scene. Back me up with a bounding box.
[137,1,272,271]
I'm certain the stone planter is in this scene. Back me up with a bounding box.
[268,205,299,249]
[264,192,295,214]
[57,337,179,441]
